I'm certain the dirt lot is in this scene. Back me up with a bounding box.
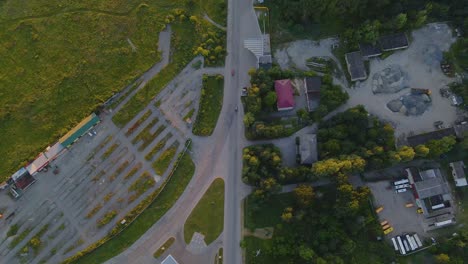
[368,181,426,238]
[274,23,464,138]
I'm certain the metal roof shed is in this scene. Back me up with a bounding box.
[345,51,367,81]
[26,153,49,175]
[59,113,100,148]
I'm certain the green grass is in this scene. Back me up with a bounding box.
[108,80,142,109]
[7,224,19,237]
[153,237,175,258]
[192,75,224,136]
[243,236,279,264]
[131,117,158,144]
[86,203,103,219]
[138,125,166,151]
[0,2,174,181]
[184,178,224,244]
[183,109,195,121]
[128,171,156,203]
[244,192,294,230]
[125,109,152,137]
[97,210,118,228]
[123,163,142,181]
[200,0,227,26]
[255,7,270,35]
[9,228,32,249]
[71,149,195,264]
[145,133,173,161]
[215,247,223,264]
[101,143,119,161]
[152,142,179,175]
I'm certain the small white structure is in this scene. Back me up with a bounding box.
[449,161,467,187]
[161,255,179,264]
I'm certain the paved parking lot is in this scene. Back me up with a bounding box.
[368,181,426,238]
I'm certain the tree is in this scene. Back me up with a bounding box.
[426,136,457,157]
[243,112,255,127]
[435,253,450,264]
[294,184,314,207]
[263,91,277,109]
[397,146,415,162]
[281,207,293,222]
[415,144,430,157]
[298,245,316,260]
[394,13,407,29]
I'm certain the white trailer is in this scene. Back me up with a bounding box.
[394,179,409,185]
[397,236,406,255]
[403,239,410,252]
[391,237,399,251]
[409,236,419,250]
[406,235,416,250]
[413,234,423,247]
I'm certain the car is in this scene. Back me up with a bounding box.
[231,69,235,76]
[434,121,444,129]
[235,106,238,112]
[241,87,248,97]
[384,227,394,235]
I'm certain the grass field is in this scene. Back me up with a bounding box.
[184,178,224,244]
[244,192,294,230]
[200,0,227,26]
[0,1,177,181]
[0,0,225,182]
[72,150,195,264]
[192,75,224,136]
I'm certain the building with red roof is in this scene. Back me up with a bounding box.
[274,79,295,111]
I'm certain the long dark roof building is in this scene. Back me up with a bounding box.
[379,33,409,51]
[359,43,382,58]
[407,127,456,147]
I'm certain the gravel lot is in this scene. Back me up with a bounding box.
[274,23,463,138]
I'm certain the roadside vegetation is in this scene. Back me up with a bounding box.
[193,75,224,136]
[145,133,173,161]
[101,143,120,161]
[184,178,225,244]
[66,141,194,264]
[153,237,175,258]
[152,142,180,175]
[128,172,156,203]
[125,110,152,137]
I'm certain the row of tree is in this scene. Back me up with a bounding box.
[318,105,458,169]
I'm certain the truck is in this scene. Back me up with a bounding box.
[411,88,431,95]
[397,236,406,255]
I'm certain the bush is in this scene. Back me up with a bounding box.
[7,224,19,237]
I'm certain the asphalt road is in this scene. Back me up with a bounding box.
[103,0,259,262]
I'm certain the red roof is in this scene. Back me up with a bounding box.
[274,79,295,110]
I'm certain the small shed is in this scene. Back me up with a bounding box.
[345,51,367,81]
[449,161,467,187]
[59,113,100,148]
[44,142,66,161]
[161,255,179,264]
[274,79,295,111]
[26,153,49,175]
[304,77,321,112]
[299,134,318,165]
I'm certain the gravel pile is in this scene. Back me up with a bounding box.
[372,64,409,94]
[387,93,431,116]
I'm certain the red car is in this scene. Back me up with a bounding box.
[231,69,235,76]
